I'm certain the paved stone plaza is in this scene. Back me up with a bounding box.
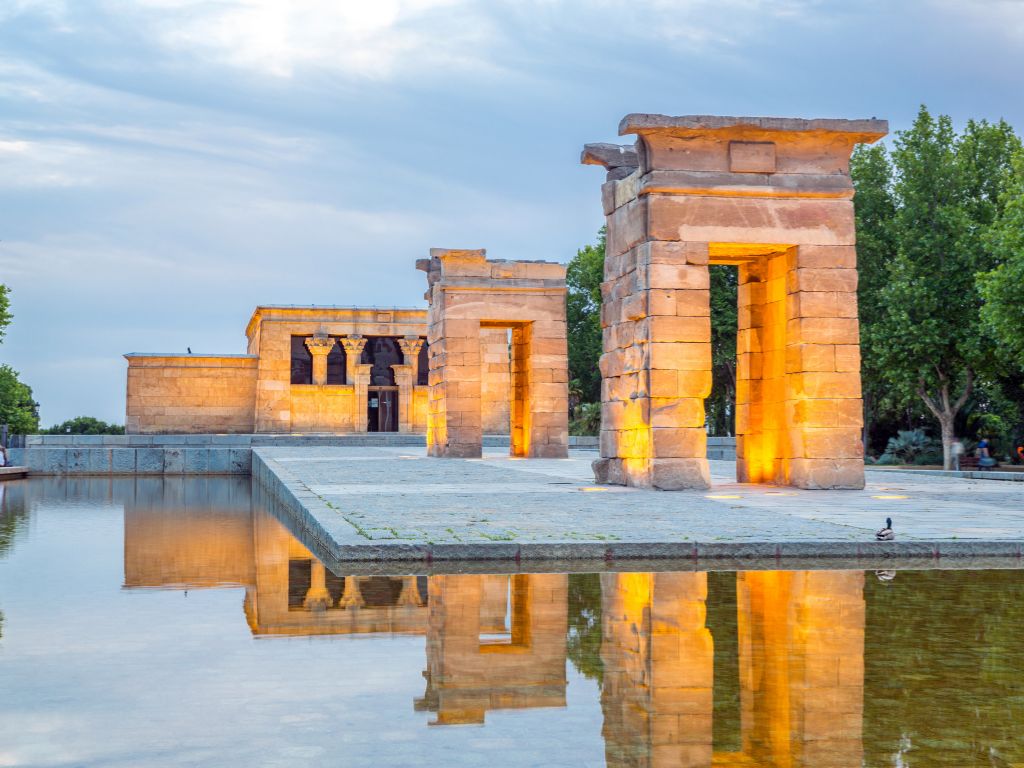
[254,446,1024,562]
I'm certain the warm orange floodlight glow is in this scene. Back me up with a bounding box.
[872,495,908,500]
[579,486,609,492]
[706,494,742,500]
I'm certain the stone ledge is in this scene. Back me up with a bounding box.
[619,113,888,140]
[251,449,1024,565]
[867,467,1024,482]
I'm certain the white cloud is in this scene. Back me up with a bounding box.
[0,135,95,187]
[112,0,498,79]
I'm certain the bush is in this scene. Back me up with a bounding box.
[569,402,600,437]
[878,428,942,465]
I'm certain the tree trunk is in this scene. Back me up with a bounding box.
[938,413,955,471]
[917,368,973,471]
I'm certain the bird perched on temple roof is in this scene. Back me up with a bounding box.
[875,517,894,541]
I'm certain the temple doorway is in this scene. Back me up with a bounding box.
[368,387,398,432]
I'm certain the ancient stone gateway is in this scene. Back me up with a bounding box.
[583,114,888,490]
[418,249,569,459]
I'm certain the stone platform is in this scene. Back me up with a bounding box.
[253,446,1024,563]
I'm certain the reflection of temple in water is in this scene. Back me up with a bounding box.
[118,477,864,763]
[600,571,864,768]
[414,574,568,725]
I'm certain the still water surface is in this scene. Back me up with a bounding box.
[1,477,1022,767]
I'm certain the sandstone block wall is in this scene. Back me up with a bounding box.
[480,328,512,434]
[124,354,258,434]
[584,114,886,489]
[419,249,569,459]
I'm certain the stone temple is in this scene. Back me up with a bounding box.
[125,250,570,463]
[125,112,884,489]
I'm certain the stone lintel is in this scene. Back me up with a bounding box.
[437,281,566,293]
[637,169,855,199]
[618,113,888,142]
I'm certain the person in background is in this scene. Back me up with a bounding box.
[951,437,965,471]
[0,444,7,467]
[978,436,998,468]
[1016,443,1024,465]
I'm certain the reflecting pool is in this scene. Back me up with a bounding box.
[1,477,1023,767]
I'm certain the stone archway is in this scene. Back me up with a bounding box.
[417,248,570,459]
[583,114,887,489]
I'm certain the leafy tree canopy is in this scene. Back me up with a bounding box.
[979,150,1024,369]
[567,228,605,404]
[0,364,39,434]
[853,106,1022,466]
[0,285,11,344]
[0,286,41,435]
[42,416,125,435]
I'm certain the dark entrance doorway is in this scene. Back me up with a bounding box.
[368,387,398,432]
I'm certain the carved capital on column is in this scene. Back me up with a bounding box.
[305,335,335,385]
[398,336,424,363]
[340,334,367,356]
[304,335,336,356]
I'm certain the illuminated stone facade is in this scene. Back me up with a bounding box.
[584,114,886,490]
[125,305,512,435]
[419,248,570,458]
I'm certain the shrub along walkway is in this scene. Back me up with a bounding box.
[253,446,1024,564]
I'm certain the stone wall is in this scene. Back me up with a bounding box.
[480,328,512,434]
[125,354,258,434]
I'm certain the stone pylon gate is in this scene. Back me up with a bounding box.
[583,114,887,490]
[418,248,570,459]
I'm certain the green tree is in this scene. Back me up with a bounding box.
[0,365,39,434]
[851,143,901,451]
[706,265,737,435]
[567,228,605,404]
[871,107,1020,468]
[42,416,125,435]
[0,285,40,435]
[979,150,1024,369]
[0,285,11,344]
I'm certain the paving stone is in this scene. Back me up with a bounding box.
[252,447,1024,563]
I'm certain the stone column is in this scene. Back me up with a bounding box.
[340,335,368,432]
[429,316,484,457]
[395,336,424,435]
[303,560,332,611]
[305,335,336,386]
[398,336,424,382]
[783,246,865,489]
[392,363,414,433]
[337,576,364,609]
[593,238,713,490]
[397,576,422,606]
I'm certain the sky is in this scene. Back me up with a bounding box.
[1,0,1023,427]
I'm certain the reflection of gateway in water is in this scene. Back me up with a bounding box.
[121,484,864,764]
